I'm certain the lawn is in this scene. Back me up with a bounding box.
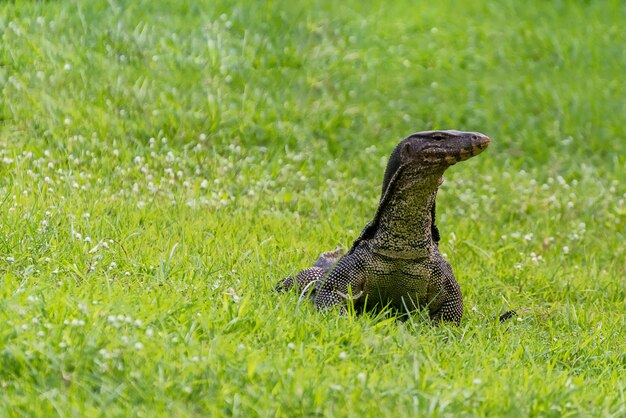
[1,0,625,416]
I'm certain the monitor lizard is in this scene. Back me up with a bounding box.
[276,130,514,324]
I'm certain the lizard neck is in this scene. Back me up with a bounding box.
[369,169,443,258]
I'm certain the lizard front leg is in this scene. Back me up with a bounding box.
[313,254,368,310]
[275,247,345,293]
[275,266,327,294]
[429,275,463,325]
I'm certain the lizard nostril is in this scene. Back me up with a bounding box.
[473,134,490,146]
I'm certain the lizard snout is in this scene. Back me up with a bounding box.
[471,133,490,155]
[473,133,490,147]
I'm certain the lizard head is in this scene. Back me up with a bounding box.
[399,130,490,167]
[380,130,490,197]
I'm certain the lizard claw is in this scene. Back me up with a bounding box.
[335,289,364,301]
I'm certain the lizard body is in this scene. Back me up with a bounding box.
[276,130,491,325]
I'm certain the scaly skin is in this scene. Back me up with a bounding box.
[276,130,490,325]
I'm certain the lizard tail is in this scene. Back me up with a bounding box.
[498,310,517,322]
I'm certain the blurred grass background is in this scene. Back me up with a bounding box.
[1,0,624,416]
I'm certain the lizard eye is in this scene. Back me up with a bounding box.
[431,133,445,141]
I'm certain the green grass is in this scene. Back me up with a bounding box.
[1,0,625,416]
